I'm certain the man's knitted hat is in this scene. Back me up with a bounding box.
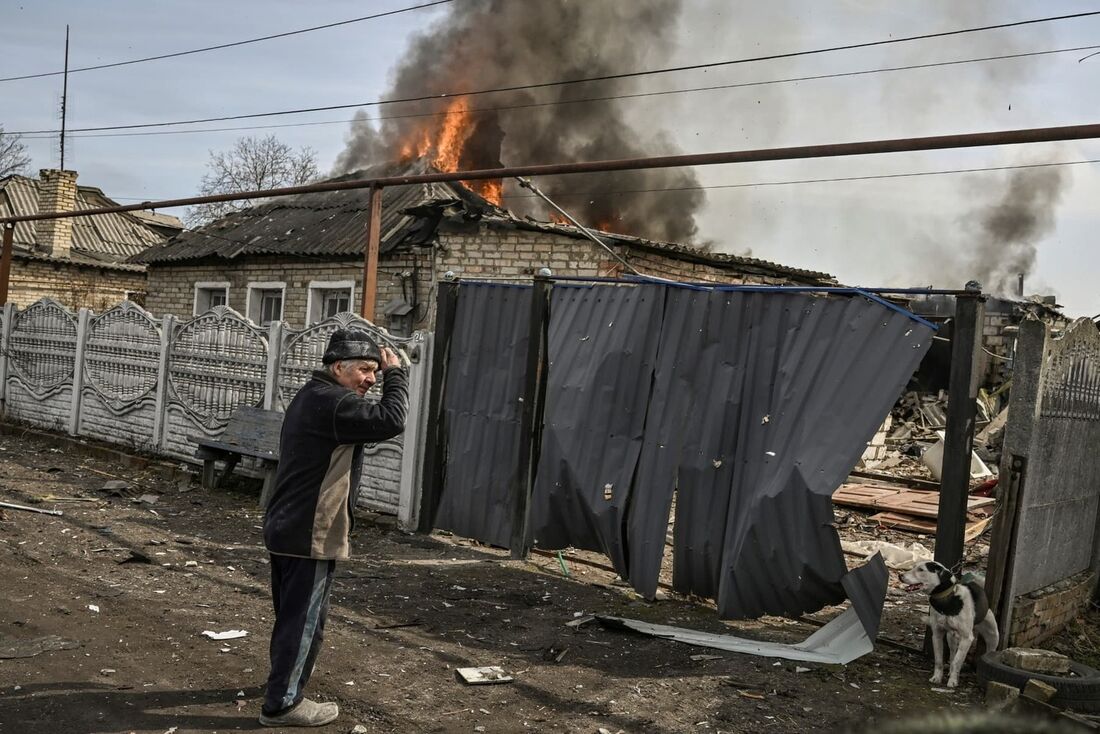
[322,329,382,365]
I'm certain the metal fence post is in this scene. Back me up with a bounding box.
[0,302,14,415]
[511,275,551,560]
[152,314,176,451]
[417,279,460,534]
[68,307,91,436]
[934,282,986,571]
[398,330,433,530]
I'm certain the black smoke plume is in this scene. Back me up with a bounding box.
[333,0,706,244]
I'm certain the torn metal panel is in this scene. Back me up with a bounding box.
[628,289,932,617]
[597,554,888,665]
[433,283,531,548]
[529,284,664,574]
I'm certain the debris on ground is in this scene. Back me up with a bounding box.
[201,630,248,640]
[0,636,80,659]
[1004,648,1072,675]
[455,666,514,685]
[0,500,63,516]
[840,539,932,570]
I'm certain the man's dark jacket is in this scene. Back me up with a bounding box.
[263,367,408,560]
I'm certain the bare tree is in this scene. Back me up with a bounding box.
[0,125,31,179]
[187,134,319,226]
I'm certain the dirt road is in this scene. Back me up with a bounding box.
[0,431,980,733]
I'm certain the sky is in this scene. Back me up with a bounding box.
[2,0,1098,315]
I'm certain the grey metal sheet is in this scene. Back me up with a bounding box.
[629,288,932,618]
[597,554,888,665]
[433,283,532,548]
[529,283,664,574]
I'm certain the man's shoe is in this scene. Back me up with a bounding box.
[259,698,339,727]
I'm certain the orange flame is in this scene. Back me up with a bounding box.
[397,97,503,206]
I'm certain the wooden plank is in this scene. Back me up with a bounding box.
[870,512,937,533]
[964,514,994,543]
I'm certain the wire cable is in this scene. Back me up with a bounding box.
[9,11,1100,135]
[16,43,1100,141]
[0,1,454,83]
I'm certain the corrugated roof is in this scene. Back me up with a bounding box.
[0,175,177,264]
[131,159,833,284]
[131,159,478,264]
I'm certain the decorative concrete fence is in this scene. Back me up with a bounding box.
[987,317,1100,646]
[0,299,432,525]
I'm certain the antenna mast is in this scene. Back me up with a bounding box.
[60,25,70,169]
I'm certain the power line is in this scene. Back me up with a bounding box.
[508,158,1100,197]
[10,10,1100,136]
[0,0,454,84]
[17,43,1100,142]
[105,158,1100,206]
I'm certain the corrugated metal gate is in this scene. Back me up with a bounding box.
[424,280,934,620]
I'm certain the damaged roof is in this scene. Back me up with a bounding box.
[0,175,181,266]
[130,160,485,264]
[131,161,834,284]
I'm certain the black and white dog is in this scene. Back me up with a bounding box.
[899,561,999,688]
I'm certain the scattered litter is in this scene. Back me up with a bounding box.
[99,668,116,675]
[0,501,62,517]
[795,666,812,674]
[184,561,199,567]
[350,726,370,734]
[164,728,178,734]
[220,647,231,653]
[202,630,248,640]
[236,690,245,698]
[118,550,152,565]
[0,636,80,659]
[136,494,160,505]
[101,480,131,496]
[840,540,932,571]
[690,654,723,662]
[456,666,514,685]
[738,690,765,700]
[88,605,100,614]
[565,615,596,628]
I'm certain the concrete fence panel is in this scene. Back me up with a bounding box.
[4,298,78,433]
[79,301,163,451]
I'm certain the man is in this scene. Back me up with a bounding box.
[259,329,408,727]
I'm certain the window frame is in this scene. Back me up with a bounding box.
[193,281,230,316]
[305,280,356,326]
[245,281,287,326]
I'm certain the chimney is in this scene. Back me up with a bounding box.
[1017,273,1025,298]
[35,169,78,259]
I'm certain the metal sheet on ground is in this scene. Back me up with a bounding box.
[596,554,889,665]
[433,284,531,548]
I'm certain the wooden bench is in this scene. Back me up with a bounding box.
[194,406,283,508]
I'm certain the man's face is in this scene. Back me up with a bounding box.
[332,359,381,396]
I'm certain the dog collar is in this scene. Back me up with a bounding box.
[930,585,956,602]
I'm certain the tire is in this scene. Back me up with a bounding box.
[977,651,1100,713]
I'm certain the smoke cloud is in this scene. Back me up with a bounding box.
[333,0,705,244]
[963,165,1069,296]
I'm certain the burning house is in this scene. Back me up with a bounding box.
[132,157,835,333]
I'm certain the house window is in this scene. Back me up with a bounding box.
[306,281,355,325]
[193,282,230,315]
[246,282,286,325]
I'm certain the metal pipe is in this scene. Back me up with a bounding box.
[0,224,14,305]
[361,185,382,322]
[544,274,985,296]
[3,123,1100,225]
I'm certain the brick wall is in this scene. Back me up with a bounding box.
[8,257,147,312]
[143,226,817,331]
[982,310,1014,386]
[143,253,433,332]
[1008,570,1096,647]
